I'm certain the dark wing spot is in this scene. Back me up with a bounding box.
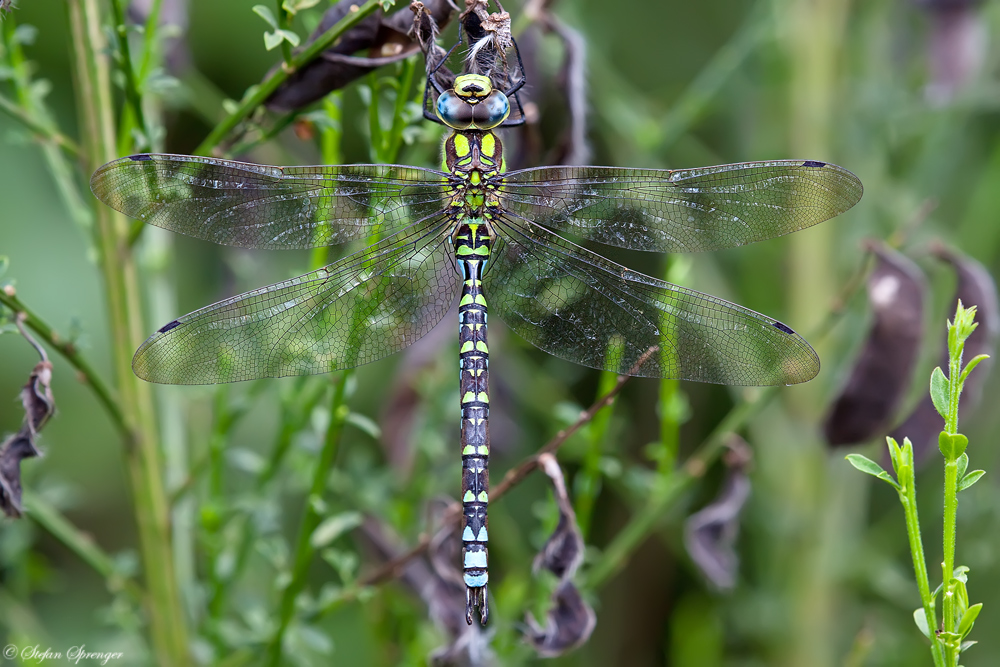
[129,154,154,161]
[772,321,795,335]
[801,160,826,168]
[158,320,181,333]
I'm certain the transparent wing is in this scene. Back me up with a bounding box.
[133,217,457,384]
[91,154,450,249]
[499,160,863,253]
[485,215,819,384]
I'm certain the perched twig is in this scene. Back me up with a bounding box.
[493,346,659,500]
[334,347,658,596]
[194,0,384,156]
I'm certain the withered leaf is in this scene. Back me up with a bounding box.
[0,429,41,518]
[523,454,594,656]
[683,467,751,591]
[824,243,926,446]
[21,360,54,434]
[523,580,596,658]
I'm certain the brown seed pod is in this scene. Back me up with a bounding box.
[824,242,927,446]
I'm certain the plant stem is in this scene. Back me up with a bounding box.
[194,0,384,156]
[24,491,145,604]
[108,0,150,148]
[67,1,188,662]
[584,392,769,589]
[940,312,968,667]
[0,93,82,157]
[266,372,350,665]
[0,289,126,438]
[897,452,944,666]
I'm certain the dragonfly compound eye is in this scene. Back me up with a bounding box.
[436,90,476,130]
[471,92,510,130]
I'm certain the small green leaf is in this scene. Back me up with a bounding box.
[846,454,900,489]
[957,452,969,480]
[959,354,990,385]
[914,608,931,638]
[886,436,902,473]
[959,470,986,492]
[283,0,321,14]
[278,29,301,47]
[346,412,380,440]
[310,511,363,549]
[0,256,9,278]
[960,640,978,652]
[252,4,279,28]
[379,0,395,10]
[958,603,983,639]
[939,432,969,459]
[931,367,950,418]
[263,30,284,50]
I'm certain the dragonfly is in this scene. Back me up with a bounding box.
[91,67,862,626]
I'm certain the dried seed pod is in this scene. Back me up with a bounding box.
[915,0,987,106]
[21,360,55,435]
[824,243,927,446]
[888,246,998,466]
[0,430,41,518]
[683,442,751,591]
[524,454,595,657]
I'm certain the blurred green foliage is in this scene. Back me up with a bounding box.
[2,0,1000,665]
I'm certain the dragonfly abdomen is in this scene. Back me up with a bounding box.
[456,221,492,625]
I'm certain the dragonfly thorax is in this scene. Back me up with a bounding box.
[445,130,505,225]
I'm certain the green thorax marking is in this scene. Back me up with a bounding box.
[444,131,506,224]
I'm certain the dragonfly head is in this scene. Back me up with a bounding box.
[436,74,510,131]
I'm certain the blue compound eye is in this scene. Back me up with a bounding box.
[436,90,475,130]
[471,91,510,129]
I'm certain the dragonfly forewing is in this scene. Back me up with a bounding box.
[498,160,863,253]
[91,154,451,249]
[132,217,458,384]
[486,214,819,384]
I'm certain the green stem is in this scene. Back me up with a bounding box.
[0,289,126,438]
[266,372,350,666]
[207,377,329,621]
[940,318,967,667]
[383,57,417,161]
[584,393,770,589]
[137,0,164,82]
[24,491,145,604]
[574,370,617,538]
[194,0,384,156]
[898,458,944,666]
[275,0,293,67]
[0,92,82,157]
[108,0,150,148]
[67,1,188,662]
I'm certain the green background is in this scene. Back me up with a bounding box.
[2,0,1000,665]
